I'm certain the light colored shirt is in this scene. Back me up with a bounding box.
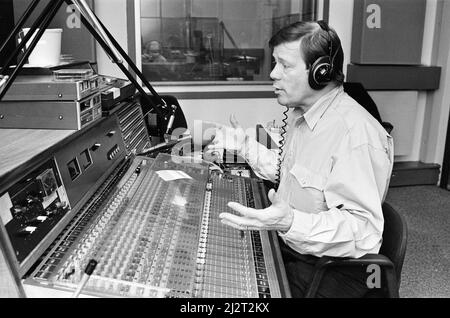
[242,85,394,258]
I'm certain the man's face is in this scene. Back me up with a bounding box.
[148,41,161,56]
[270,39,313,107]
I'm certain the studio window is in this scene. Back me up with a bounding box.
[139,0,318,83]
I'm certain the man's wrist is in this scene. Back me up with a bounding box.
[280,207,294,233]
[238,134,250,157]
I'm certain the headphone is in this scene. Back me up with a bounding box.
[308,20,341,90]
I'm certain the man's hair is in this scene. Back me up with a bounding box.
[269,21,345,84]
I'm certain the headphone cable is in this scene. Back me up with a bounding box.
[274,86,340,190]
[275,105,289,189]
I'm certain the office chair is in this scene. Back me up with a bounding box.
[343,82,394,134]
[304,202,408,298]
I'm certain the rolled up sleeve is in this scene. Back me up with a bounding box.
[242,136,279,182]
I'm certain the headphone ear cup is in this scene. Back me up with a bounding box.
[308,56,332,90]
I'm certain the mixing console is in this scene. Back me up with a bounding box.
[23,153,286,298]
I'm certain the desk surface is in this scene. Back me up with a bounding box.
[0,128,75,179]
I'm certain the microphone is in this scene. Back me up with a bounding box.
[164,104,177,135]
[163,104,178,143]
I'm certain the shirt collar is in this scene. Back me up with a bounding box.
[292,85,343,130]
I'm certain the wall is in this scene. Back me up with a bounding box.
[94,0,129,78]
[421,0,450,167]
[329,0,442,162]
[327,0,353,79]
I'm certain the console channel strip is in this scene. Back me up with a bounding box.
[23,153,287,298]
[115,99,151,155]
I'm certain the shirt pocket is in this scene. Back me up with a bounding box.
[287,164,328,213]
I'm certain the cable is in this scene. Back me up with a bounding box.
[71,259,98,298]
[273,88,340,189]
[202,158,224,174]
[275,106,289,189]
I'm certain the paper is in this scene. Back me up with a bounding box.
[0,193,13,225]
[156,170,192,181]
[107,87,120,99]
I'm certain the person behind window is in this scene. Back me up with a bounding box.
[205,20,394,298]
[142,40,167,63]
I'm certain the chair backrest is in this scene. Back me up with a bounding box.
[379,202,408,284]
[343,82,383,124]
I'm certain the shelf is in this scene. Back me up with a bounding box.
[390,161,441,187]
[347,64,441,90]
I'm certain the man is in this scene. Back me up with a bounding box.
[206,20,394,297]
[142,40,167,63]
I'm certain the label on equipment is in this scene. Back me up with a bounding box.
[0,193,13,225]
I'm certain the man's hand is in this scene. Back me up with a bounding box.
[219,189,294,232]
[205,114,247,155]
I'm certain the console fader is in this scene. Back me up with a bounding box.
[22,154,289,298]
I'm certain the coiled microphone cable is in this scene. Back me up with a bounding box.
[275,106,289,189]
